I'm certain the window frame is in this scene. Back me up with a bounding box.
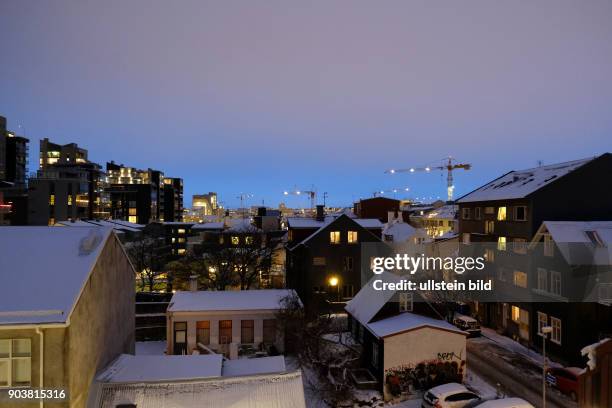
[347,230,358,244]
[399,292,413,312]
[0,338,32,388]
[240,320,255,344]
[329,231,341,244]
[550,317,562,345]
[514,206,527,222]
[537,312,548,336]
[462,208,471,220]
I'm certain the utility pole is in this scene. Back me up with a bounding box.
[541,325,553,408]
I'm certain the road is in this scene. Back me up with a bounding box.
[467,338,577,408]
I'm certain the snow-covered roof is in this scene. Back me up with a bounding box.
[457,157,594,203]
[537,221,612,244]
[355,219,384,229]
[345,272,401,325]
[92,370,306,408]
[475,398,534,408]
[382,220,418,243]
[226,218,260,232]
[192,222,225,230]
[222,356,286,377]
[286,215,381,229]
[161,221,196,226]
[0,227,114,325]
[168,289,298,313]
[366,309,464,338]
[97,354,224,382]
[104,219,145,229]
[425,205,457,220]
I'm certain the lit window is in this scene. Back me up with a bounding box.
[0,339,31,387]
[484,248,495,263]
[330,231,340,244]
[128,216,137,223]
[550,317,562,344]
[67,195,73,206]
[177,229,186,234]
[245,236,254,245]
[514,206,527,221]
[537,312,548,335]
[513,271,528,288]
[347,231,358,244]
[231,236,239,245]
[497,236,507,251]
[399,292,413,312]
[128,208,137,216]
[49,194,55,205]
[497,207,507,221]
[485,220,494,234]
[177,248,186,255]
[511,306,520,322]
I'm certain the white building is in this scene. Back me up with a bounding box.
[166,289,299,359]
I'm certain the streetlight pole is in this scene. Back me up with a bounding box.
[541,325,553,408]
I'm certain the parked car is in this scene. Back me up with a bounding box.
[470,398,534,408]
[546,366,582,401]
[422,382,481,408]
[453,314,481,337]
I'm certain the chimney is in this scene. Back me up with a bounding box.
[189,275,198,292]
[316,205,325,221]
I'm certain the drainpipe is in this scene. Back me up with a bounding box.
[35,327,44,408]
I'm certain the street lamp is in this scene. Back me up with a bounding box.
[328,276,340,301]
[541,325,553,408]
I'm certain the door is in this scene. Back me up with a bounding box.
[173,322,187,355]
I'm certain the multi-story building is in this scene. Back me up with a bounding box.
[286,205,384,313]
[353,197,408,223]
[456,153,612,363]
[28,139,108,225]
[193,192,218,216]
[422,204,458,238]
[0,227,135,408]
[105,162,183,224]
[0,115,29,225]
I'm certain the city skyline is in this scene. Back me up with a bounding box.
[1,0,612,207]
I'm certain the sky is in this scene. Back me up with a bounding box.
[1,1,611,209]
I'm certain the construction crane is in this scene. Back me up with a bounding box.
[283,188,316,209]
[372,187,410,197]
[385,157,471,201]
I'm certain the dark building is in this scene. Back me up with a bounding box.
[286,205,384,313]
[28,139,108,225]
[106,162,183,224]
[354,197,407,223]
[456,154,612,364]
[0,115,29,225]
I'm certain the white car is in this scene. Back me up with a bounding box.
[422,382,481,408]
[471,398,534,408]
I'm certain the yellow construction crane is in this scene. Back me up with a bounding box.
[385,157,471,201]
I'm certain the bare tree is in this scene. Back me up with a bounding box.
[126,229,171,291]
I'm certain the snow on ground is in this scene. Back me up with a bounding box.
[465,367,499,399]
[135,340,167,355]
[479,328,561,368]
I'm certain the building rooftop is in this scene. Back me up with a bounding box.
[0,227,114,325]
[222,356,286,377]
[168,289,298,313]
[457,157,595,203]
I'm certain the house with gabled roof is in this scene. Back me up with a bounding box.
[285,205,384,313]
[0,227,135,408]
[345,272,467,401]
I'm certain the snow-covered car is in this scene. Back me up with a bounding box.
[470,397,534,408]
[422,382,481,408]
[453,314,481,337]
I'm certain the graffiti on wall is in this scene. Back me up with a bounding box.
[384,357,466,398]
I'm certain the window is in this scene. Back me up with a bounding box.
[219,320,232,344]
[513,271,527,288]
[550,271,562,296]
[173,322,187,355]
[511,306,521,322]
[196,321,210,345]
[474,207,482,220]
[485,220,495,234]
[0,339,31,387]
[497,236,507,251]
[231,236,240,245]
[347,231,358,244]
[342,284,354,299]
[128,208,137,216]
[462,233,471,244]
[177,248,186,255]
[128,216,137,223]
[371,343,379,368]
[343,257,354,272]
[384,234,394,242]
[263,319,276,343]
[514,206,527,221]
[513,238,527,254]
[312,257,326,266]
[245,236,254,245]
[445,393,479,403]
[550,317,562,344]
[537,268,547,291]
[484,248,495,263]
[67,195,73,206]
[49,194,55,205]
[241,320,254,344]
[462,208,471,220]
[330,231,340,244]
[544,235,554,257]
[177,229,186,234]
[399,292,413,312]
[497,207,507,221]
[537,312,548,336]
[485,206,495,215]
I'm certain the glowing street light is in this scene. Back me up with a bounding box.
[328,276,339,287]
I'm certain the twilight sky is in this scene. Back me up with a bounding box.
[1,1,611,208]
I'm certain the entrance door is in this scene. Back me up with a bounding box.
[174,322,187,355]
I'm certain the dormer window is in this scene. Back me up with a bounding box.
[399,292,413,312]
